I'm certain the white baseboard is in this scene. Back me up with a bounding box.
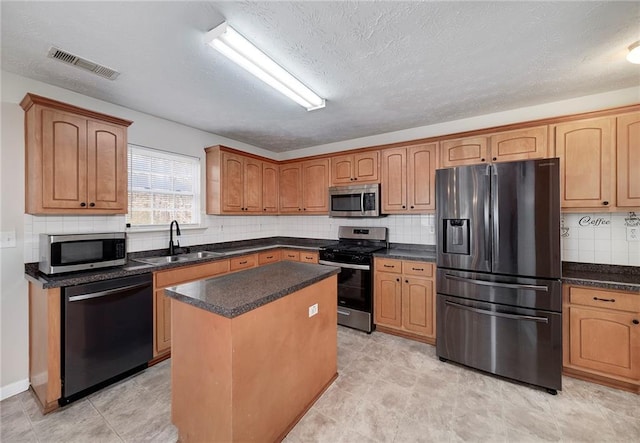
[0,379,29,401]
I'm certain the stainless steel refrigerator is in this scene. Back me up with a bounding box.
[436,158,562,394]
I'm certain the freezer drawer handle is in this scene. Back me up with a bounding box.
[68,282,150,302]
[444,300,549,323]
[337,309,351,316]
[444,274,548,292]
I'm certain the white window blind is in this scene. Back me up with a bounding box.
[127,144,200,226]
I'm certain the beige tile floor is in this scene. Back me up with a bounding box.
[2,326,639,442]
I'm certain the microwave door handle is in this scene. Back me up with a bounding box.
[361,192,365,214]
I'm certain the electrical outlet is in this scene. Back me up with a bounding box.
[627,227,640,242]
[308,303,318,317]
[0,230,16,248]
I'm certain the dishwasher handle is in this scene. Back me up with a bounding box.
[68,282,151,302]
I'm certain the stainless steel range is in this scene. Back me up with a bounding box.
[319,226,388,333]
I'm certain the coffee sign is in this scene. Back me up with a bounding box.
[578,216,610,227]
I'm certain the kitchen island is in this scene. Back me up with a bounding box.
[164,261,340,442]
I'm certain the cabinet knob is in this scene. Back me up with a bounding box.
[264,208,267,211]
[303,208,307,211]
[492,157,497,161]
[410,206,414,209]
[89,202,95,207]
[350,178,354,181]
[298,208,302,211]
[80,202,86,207]
[633,319,639,325]
[353,177,357,180]
[402,205,406,209]
[481,158,485,162]
[405,279,409,283]
[396,278,400,282]
[603,201,609,206]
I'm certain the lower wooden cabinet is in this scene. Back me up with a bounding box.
[374,258,435,343]
[258,249,281,265]
[563,285,640,393]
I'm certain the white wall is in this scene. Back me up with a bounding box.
[2,69,639,399]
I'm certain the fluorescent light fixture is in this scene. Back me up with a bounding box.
[627,40,640,64]
[205,22,325,111]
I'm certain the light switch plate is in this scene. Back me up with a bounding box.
[627,227,639,242]
[0,230,16,248]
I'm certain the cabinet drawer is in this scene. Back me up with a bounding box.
[300,251,318,263]
[283,250,301,261]
[258,250,281,265]
[569,287,640,313]
[155,259,230,289]
[375,258,402,274]
[402,261,434,278]
[230,254,257,272]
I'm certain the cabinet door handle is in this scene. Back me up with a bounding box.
[80,202,86,207]
[593,297,615,303]
[492,157,497,161]
[632,319,639,325]
[412,268,424,271]
[89,202,95,207]
[383,264,395,268]
[239,261,248,265]
[603,201,609,206]
[396,278,400,282]
[405,279,409,283]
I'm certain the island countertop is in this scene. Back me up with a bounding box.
[164,261,340,318]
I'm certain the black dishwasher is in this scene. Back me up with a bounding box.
[61,273,153,404]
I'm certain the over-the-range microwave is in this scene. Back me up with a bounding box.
[328,184,383,217]
[39,232,126,275]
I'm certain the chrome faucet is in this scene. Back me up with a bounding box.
[169,220,181,255]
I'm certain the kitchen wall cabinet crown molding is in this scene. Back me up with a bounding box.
[21,93,132,215]
[563,284,640,394]
[374,258,436,343]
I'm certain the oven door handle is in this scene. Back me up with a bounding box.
[443,274,548,292]
[444,300,549,323]
[318,260,370,270]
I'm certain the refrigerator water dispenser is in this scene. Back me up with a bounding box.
[443,219,470,254]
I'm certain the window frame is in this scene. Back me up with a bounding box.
[126,143,201,228]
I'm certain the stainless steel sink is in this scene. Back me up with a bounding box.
[133,251,225,265]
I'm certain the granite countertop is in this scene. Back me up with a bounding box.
[164,261,340,318]
[374,244,436,262]
[561,262,640,292]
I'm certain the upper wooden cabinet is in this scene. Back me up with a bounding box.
[554,117,615,210]
[440,126,549,168]
[330,151,379,185]
[279,159,329,214]
[381,143,436,213]
[262,161,279,213]
[616,112,640,208]
[206,146,274,214]
[21,93,132,214]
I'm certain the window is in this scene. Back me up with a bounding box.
[127,144,200,226]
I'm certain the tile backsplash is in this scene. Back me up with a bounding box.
[23,213,436,263]
[23,212,640,266]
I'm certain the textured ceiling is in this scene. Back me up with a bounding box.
[1,1,639,152]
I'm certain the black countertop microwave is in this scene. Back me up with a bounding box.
[39,232,126,275]
[329,184,382,217]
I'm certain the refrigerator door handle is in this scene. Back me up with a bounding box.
[445,300,549,323]
[443,274,549,292]
[484,167,491,265]
[491,166,499,267]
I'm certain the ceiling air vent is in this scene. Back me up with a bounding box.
[47,46,120,80]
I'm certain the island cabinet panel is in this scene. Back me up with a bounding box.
[563,285,640,394]
[28,283,62,413]
[440,136,489,168]
[554,117,615,210]
[22,93,131,214]
[171,275,338,442]
[616,112,640,208]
